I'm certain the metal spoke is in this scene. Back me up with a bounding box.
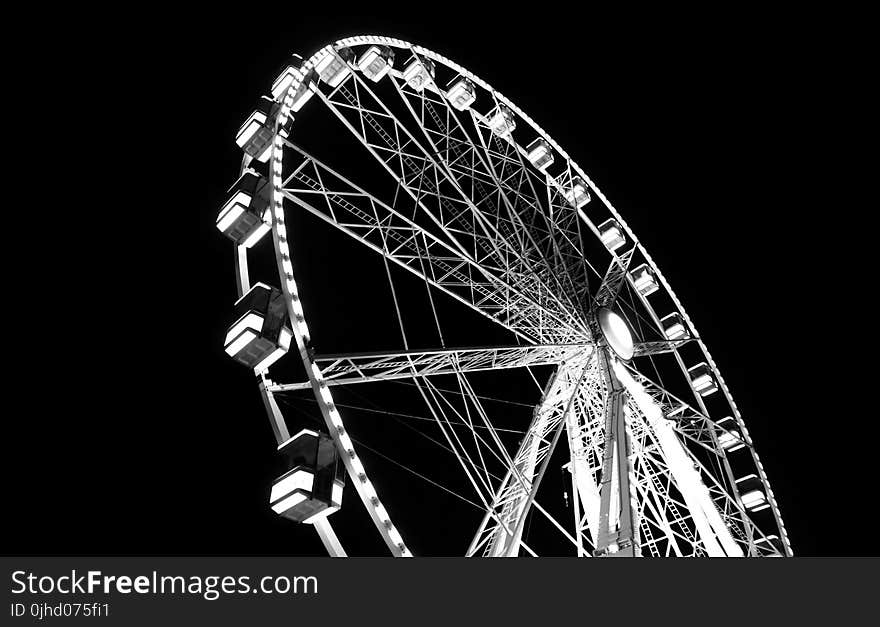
[268,343,591,391]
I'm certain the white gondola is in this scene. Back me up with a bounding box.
[755,535,784,556]
[402,56,435,91]
[716,416,746,452]
[315,48,352,88]
[216,169,271,248]
[630,263,659,296]
[272,55,302,98]
[735,474,769,512]
[487,105,516,137]
[598,218,626,252]
[356,45,394,82]
[562,176,590,208]
[224,283,293,371]
[271,55,315,111]
[741,490,769,511]
[687,362,718,396]
[270,429,345,523]
[235,96,292,162]
[525,138,554,172]
[660,312,688,340]
[445,76,476,111]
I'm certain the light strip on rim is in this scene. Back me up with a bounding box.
[266,58,412,556]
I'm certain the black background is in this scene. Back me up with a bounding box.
[5,8,873,556]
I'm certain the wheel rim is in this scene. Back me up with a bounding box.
[221,35,791,557]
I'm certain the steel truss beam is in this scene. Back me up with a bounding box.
[594,350,639,556]
[560,352,780,558]
[622,364,784,556]
[614,362,743,556]
[593,248,635,312]
[467,354,594,556]
[268,343,592,391]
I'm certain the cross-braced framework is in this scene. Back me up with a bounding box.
[219,35,792,557]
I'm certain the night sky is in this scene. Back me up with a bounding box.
[7,9,873,557]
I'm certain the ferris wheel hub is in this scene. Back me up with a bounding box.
[597,308,634,361]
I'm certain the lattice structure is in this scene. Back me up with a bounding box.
[218,35,792,557]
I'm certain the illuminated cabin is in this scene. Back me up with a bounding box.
[716,416,746,452]
[446,76,477,111]
[271,55,303,99]
[526,138,554,172]
[630,263,659,297]
[216,169,272,248]
[270,429,345,523]
[224,283,293,371]
[562,176,590,208]
[315,48,353,88]
[487,105,516,137]
[660,312,688,340]
[235,96,293,162]
[755,535,784,556]
[356,45,394,82]
[271,54,315,112]
[598,218,626,252]
[687,362,718,396]
[735,474,769,512]
[402,56,435,91]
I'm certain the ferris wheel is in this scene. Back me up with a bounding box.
[217,35,792,557]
